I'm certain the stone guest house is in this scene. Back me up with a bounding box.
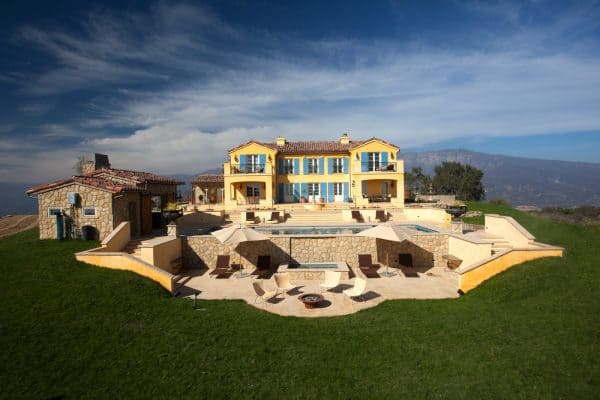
[27,156,182,240]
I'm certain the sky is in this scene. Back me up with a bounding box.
[1,0,599,184]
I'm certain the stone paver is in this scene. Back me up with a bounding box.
[175,267,459,317]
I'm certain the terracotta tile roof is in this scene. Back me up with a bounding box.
[192,174,224,184]
[227,137,398,155]
[26,168,182,195]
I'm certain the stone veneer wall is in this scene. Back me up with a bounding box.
[36,183,114,240]
[182,233,449,272]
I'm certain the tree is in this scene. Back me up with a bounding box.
[432,161,485,201]
[405,167,432,196]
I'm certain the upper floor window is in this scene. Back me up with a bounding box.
[246,154,261,173]
[307,158,319,174]
[367,152,380,171]
[332,158,343,173]
[283,159,294,174]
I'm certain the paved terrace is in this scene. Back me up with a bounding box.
[174,266,459,317]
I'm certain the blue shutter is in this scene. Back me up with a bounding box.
[303,158,308,175]
[278,183,284,203]
[293,158,299,175]
[327,183,334,202]
[320,183,326,199]
[300,183,308,200]
[342,157,348,174]
[278,158,283,174]
[361,152,368,172]
[293,183,300,202]
[239,155,246,172]
[328,158,333,174]
[319,157,325,175]
[381,152,388,168]
[343,182,349,202]
[259,154,266,171]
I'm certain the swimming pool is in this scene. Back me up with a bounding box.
[287,262,339,269]
[253,224,437,235]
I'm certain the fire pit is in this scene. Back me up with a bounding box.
[298,293,324,309]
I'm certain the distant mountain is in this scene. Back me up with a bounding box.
[402,149,600,207]
[0,182,38,215]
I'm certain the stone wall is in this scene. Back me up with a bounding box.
[182,233,449,272]
[36,183,113,240]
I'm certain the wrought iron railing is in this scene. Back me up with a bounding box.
[229,164,268,174]
[359,162,397,172]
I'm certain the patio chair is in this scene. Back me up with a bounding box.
[375,210,387,222]
[209,255,233,279]
[267,211,280,224]
[351,210,363,222]
[252,281,277,306]
[245,211,257,224]
[319,270,342,293]
[274,273,297,297]
[343,278,367,305]
[358,254,380,278]
[252,255,271,278]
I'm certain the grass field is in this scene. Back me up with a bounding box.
[0,202,598,399]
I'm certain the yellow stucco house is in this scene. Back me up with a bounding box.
[223,134,404,208]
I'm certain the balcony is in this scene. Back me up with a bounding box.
[226,163,272,175]
[356,162,398,173]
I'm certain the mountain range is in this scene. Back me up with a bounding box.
[1,150,598,215]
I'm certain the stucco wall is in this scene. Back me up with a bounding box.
[113,192,141,237]
[101,221,131,252]
[140,237,182,274]
[448,236,492,268]
[36,183,113,240]
[485,214,534,247]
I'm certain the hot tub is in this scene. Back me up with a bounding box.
[277,262,350,280]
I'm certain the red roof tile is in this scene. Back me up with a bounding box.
[227,137,398,155]
[192,174,224,184]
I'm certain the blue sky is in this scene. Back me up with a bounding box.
[1,0,599,183]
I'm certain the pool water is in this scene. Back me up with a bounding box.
[288,262,339,269]
[253,224,437,235]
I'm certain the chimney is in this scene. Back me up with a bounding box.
[276,136,286,146]
[81,153,110,175]
[340,133,350,145]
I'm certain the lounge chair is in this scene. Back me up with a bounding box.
[358,254,380,278]
[343,278,367,305]
[375,210,387,222]
[245,211,257,224]
[209,255,233,279]
[319,270,342,293]
[351,210,363,222]
[274,273,297,297]
[252,281,277,306]
[252,255,271,278]
[267,211,280,224]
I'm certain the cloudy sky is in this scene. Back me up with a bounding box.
[1,0,599,184]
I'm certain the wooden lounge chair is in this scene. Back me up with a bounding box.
[252,281,277,306]
[375,210,387,222]
[351,210,363,222]
[267,211,280,224]
[320,270,342,293]
[245,211,257,224]
[358,254,380,278]
[343,278,367,305]
[209,255,233,279]
[252,255,271,278]
[274,273,297,297]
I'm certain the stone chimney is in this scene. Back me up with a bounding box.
[340,133,350,145]
[81,153,111,175]
[276,136,286,146]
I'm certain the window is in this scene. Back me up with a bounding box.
[83,207,97,217]
[332,183,342,196]
[246,184,260,197]
[307,158,318,174]
[368,152,380,171]
[283,159,294,174]
[283,184,294,197]
[307,183,320,196]
[332,158,343,173]
[246,154,260,173]
[48,207,61,217]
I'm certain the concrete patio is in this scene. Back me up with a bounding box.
[173,266,460,317]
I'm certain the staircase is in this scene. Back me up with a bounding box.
[123,239,144,258]
[285,210,346,224]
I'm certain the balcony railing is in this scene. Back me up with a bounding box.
[358,162,397,172]
[228,164,270,174]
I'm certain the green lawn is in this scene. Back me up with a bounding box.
[1,203,598,399]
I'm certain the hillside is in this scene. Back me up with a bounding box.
[402,149,600,207]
